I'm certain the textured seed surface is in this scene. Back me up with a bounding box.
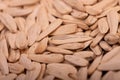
[0,0,120,80]
[0,13,17,33]
[65,55,88,66]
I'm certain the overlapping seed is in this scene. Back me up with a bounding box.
[0,0,120,80]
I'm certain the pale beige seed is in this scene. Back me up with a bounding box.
[98,53,120,70]
[90,22,98,30]
[25,62,41,80]
[5,31,17,49]
[35,37,48,54]
[16,74,26,80]
[100,0,117,10]
[86,31,93,36]
[8,62,24,74]
[37,64,46,80]
[102,71,115,80]
[83,40,92,49]
[47,46,73,54]
[19,54,34,70]
[76,28,83,32]
[0,2,7,10]
[77,67,87,80]
[98,17,109,34]
[1,1,120,79]
[23,2,39,9]
[58,42,84,50]
[29,54,64,63]
[46,63,77,80]
[62,15,89,30]
[48,13,57,22]
[80,0,97,5]
[90,28,99,37]
[74,51,94,59]
[37,19,62,41]
[104,33,119,45]
[8,49,20,63]
[101,46,120,63]
[99,41,112,51]
[112,44,120,48]
[50,34,92,45]
[25,5,40,34]
[96,6,120,18]
[64,19,89,30]
[27,42,39,54]
[8,0,39,6]
[62,14,81,21]
[107,9,119,34]
[44,0,62,18]
[84,30,91,36]
[15,31,28,49]
[0,48,9,75]
[63,0,85,11]
[27,23,41,46]
[85,6,102,16]
[0,12,17,33]
[89,70,102,80]
[88,55,102,75]
[0,73,17,80]
[91,33,105,47]
[71,9,88,19]
[73,31,84,35]
[43,75,55,80]
[68,74,78,80]
[15,17,25,31]
[113,71,120,80]
[3,7,33,16]
[37,3,49,31]
[0,37,8,58]
[85,15,97,26]
[65,55,88,66]
[85,0,117,15]
[53,0,72,14]
[90,45,102,56]
[74,30,85,34]
[51,24,77,35]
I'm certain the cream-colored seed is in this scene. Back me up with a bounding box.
[0,0,120,79]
